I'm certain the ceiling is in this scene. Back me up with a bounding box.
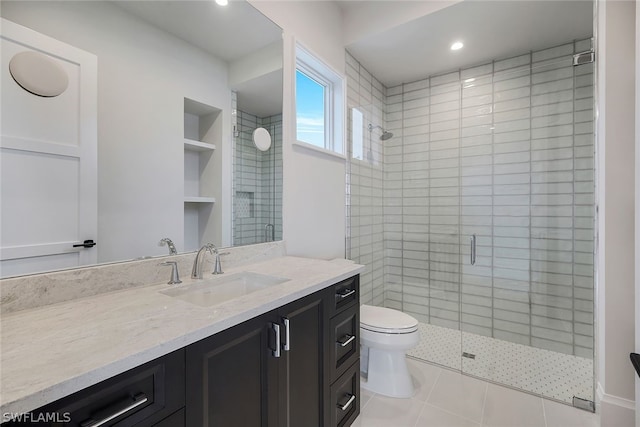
[345,0,594,87]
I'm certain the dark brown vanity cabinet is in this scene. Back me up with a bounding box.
[186,275,360,427]
[8,275,360,427]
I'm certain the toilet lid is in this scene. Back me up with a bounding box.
[360,305,418,333]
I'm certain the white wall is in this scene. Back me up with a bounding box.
[249,1,347,259]
[1,1,232,262]
[597,0,636,425]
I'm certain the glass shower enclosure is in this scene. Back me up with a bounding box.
[347,37,595,407]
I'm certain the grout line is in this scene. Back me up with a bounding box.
[359,390,376,413]
[412,398,429,427]
[423,365,443,403]
[479,381,489,427]
[541,395,549,427]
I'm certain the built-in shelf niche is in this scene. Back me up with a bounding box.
[183,97,221,252]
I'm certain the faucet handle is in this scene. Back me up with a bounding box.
[212,251,228,275]
[160,261,182,285]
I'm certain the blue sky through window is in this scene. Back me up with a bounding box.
[296,70,325,147]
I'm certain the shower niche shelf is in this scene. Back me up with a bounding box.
[183,97,222,252]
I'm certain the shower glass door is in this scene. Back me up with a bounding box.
[414,72,462,371]
[459,41,596,406]
[459,62,502,384]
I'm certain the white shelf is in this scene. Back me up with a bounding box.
[184,196,216,204]
[184,138,216,152]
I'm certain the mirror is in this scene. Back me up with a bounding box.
[252,128,272,152]
[0,1,283,278]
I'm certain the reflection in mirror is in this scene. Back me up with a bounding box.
[232,94,283,247]
[0,1,283,278]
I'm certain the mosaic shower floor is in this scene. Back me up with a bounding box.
[407,322,594,405]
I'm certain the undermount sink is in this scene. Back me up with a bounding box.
[160,271,290,307]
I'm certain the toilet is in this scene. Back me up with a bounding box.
[359,304,419,398]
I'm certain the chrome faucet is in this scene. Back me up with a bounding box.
[212,247,230,275]
[191,243,215,279]
[159,238,177,255]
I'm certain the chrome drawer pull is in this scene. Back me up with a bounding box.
[272,323,281,358]
[338,394,356,411]
[337,334,356,347]
[283,317,291,351]
[80,393,148,427]
[337,289,355,299]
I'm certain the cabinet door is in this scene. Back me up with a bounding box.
[186,312,280,427]
[278,292,327,427]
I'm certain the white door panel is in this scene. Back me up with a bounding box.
[0,18,97,278]
[1,37,81,146]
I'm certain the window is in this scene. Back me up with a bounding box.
[295,43,344,155]
[296,69,326,147]
[351,108,364,160]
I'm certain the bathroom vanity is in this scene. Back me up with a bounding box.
[0,256,362,427]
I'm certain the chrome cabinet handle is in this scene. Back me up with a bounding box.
[80,393,148,427]
[272,323,280,358]
[337,289,355,299]
[337,334,356,347]
[338,394,356,411]
[283,317,290,351]
[470,234,476,266]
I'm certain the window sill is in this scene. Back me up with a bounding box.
[293,140,346,161]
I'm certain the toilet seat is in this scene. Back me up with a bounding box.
[360,305,418,334]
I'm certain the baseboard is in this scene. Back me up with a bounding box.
[597,382,635,426]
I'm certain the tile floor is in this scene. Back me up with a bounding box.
[407,323,594,404]
[353,358,599,427]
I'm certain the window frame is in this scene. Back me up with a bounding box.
[294,42,344,157]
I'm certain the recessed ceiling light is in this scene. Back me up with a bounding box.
[215,0,228,5]
[450,41,464,51]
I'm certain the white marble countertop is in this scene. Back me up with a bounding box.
[0,256,364,415]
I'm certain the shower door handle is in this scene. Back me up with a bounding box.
[470,234,476,266]
[265,224,274,242]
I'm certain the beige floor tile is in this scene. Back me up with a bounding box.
[426,368,487,423]
[543,399,599,427]
[407,358,442,402]
[353,394,425,427]
[482,384,545,427]
[360,387,376,410]
[415,403,481,427]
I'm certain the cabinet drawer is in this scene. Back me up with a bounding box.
[330,307,359,382]
[332,275,358,315]
[15,350,185,427]
[152,409,184,427]
[329,361,360,427]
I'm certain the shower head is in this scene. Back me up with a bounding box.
[380,130,394,141]
[368,124,394,141]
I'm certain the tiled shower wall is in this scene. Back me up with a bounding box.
[346,52,385,306]
[386,40,594,358]
[348,40,595,358]
[233,109,283,246]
